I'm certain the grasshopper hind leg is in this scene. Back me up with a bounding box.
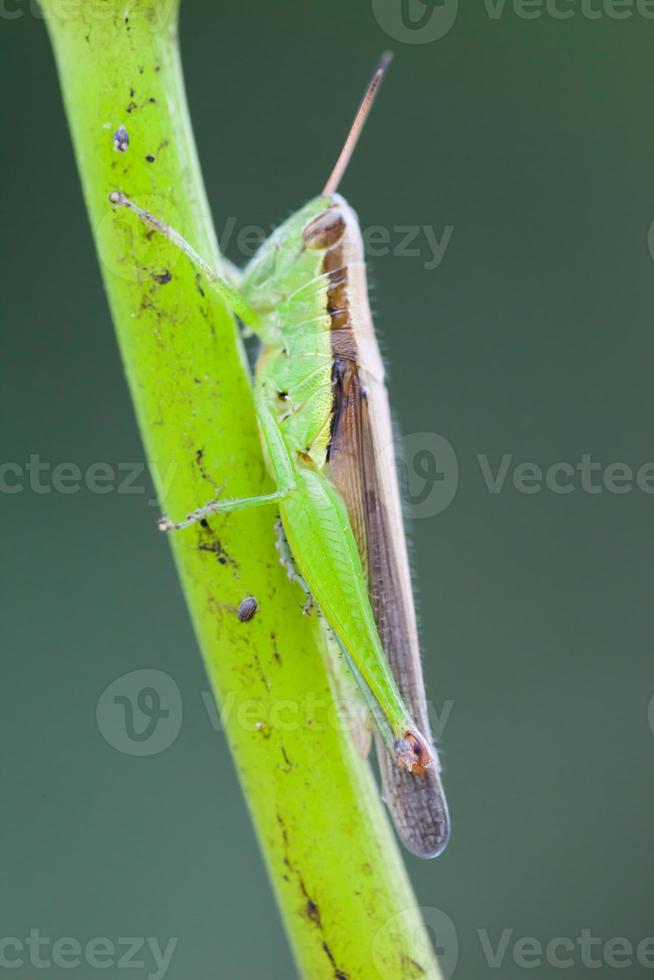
[157,486,294,532]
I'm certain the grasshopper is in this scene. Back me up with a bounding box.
[110,53,450,858]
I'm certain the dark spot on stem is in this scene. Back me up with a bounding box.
[198,541,229,566]
[151,269,172,285]
[276,813,349,977]
[322,943,349,979]
[306,900,321,926]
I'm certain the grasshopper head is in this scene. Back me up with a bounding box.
[241,195,349,315]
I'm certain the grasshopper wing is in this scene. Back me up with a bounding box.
[328,355,450,859]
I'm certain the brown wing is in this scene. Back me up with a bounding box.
[328,356,449,858]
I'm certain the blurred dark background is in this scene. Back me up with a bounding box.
[2,1,654,977]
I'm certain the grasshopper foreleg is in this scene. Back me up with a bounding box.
[108,192,258,330]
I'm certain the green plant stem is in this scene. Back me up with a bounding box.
[41,3,443,976]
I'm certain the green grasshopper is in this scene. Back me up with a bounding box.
[110,53,450,858]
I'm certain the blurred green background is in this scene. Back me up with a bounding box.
[2,1,654,977]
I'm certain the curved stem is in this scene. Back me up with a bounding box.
[41,3,443,977]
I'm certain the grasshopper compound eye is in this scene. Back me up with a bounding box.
[303,208,346,249]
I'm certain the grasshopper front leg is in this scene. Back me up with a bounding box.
[108,192,294,532]
[108,192,260,332]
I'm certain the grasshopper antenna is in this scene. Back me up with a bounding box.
[322,51,393,197]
